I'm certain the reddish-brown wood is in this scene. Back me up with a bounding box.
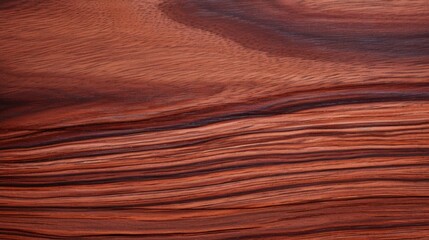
[1,0,429,239]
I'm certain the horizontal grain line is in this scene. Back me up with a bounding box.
[0,226,258,239]
[1,196,428,210]
[1,178,428,208]
[1,86,429,144]
[5,148,429,174]
[4,146,427,175]
[223,221,429,239]
[126,178,429,207]
[2,123,429,162]
[1,161,428,188]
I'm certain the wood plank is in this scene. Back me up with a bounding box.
[1,0,429,239]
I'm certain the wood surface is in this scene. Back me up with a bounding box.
[1,0,429,239]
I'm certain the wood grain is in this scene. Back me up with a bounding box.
[1,0,429,239]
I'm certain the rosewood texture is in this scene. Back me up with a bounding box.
[1,0,429,239]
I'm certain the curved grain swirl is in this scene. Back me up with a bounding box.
[1,0,429,239]
[160,0,429,60]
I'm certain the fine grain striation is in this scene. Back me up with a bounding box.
[1,0,429,239]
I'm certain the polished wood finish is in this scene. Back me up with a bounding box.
[1,0,429,239]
